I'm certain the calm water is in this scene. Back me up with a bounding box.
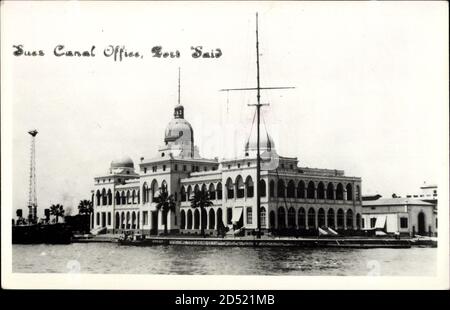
[12,243,436,276]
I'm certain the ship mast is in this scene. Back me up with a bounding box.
[253,13,263,239]
[220,13,294,239]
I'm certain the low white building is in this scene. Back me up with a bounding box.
[361,198,437,237]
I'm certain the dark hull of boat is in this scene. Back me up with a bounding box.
[12,223,72,244]
[118,239,155,246]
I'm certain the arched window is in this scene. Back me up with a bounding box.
[236,176,244,198]
[201,183,207,193]
[126,212,130,229]
[356,213,361,229]
[246,176,254,198]
[194,184,200,194]
[317,182,325,199]
[115,212,120,229]
[142,182,148,203]
[209,209,215,229]
[121,212,125,229]
[180,186,186,202]
[180,210,186,229]
[115,192,121,205]
[209,184,216,200]
[277,180,285,198]
[356,185,361,201]
[126,190,131,204]
[326,183,334,200]
[121,191,126,205]
[318,208,325,227]
[259,180,266,197]
[307,208,316,228]
[346,209,354,229]
[288,207,296,228]
[278,207,286,228]
[151,180,158,199]
[346,184,353,201]
[187,209,193,229]
[226,178,234,199]
[137,190,140,204]
[131,190,136,204]
[216,182,223,200]
[227,208,232,225]
[217,208,223,228]
[269,180,275,198]
[307,181,315,199]
[287,180,295,198]
[187,185,192,201]
[297,181,305,199]
[194,209,200,230]
[201,208,207,230]
[246,207,253,225]
[132,212,136,229]
[336,183,344,200]
[102,188,107,205]
[269,210,276,228]
[327,209,335,228]
[107,189,112,205]
[298,208,306,228]
[260,207,267,228]
[337,209,344,228]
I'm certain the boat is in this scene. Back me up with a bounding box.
[118,232,154,246]
[12,223,72,244]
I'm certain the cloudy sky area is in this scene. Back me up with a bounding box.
[2,1,448,217]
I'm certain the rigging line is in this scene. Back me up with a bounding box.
[246,108,257,147]
[261,109,270,139]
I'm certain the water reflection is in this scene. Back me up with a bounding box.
[12,243,436,276]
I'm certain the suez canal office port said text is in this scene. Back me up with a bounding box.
[12,44,223,62]
[175,294,276,307]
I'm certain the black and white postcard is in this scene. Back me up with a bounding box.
[1,1,449,290]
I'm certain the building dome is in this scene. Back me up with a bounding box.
[164,118,194,143]
[160,103,196,158]
[245,131,276,153]
[110,156,134,169]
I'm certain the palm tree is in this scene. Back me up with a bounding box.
[49,204,65,223]
[190,188,213,237]
[78,200,93,215]
[154,188,176,235]
[16,209,25,225]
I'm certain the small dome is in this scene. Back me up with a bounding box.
[111,156,134,169]
[245,132,275,153]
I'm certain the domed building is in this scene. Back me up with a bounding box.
[91,95,363,237]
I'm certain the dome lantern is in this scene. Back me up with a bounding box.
[174,104,184,119]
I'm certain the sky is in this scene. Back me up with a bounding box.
[2,1,448,217]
